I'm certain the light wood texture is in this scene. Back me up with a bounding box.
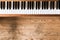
[0,16,60,40]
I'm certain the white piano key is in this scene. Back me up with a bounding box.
[0,9,60,14]
[20,1,21,10]
[25,1,27,10]
[5,1,7,10]
[48,1,50,10]
[40,1,42,10]
[54,1,56,10]
[11,1,13,10]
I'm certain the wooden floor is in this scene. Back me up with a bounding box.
[0,15,60,40]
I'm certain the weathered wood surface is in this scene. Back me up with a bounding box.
[0,16,60,40]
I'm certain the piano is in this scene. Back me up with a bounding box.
[0,0,60,40]
[0,0,60,14]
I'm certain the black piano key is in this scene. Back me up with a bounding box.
[56,1,60,9]
[42,1,44,9]
[44,1,48,9]
[36,1,41,9]
[13,1,14,9]
[1,1,5,9]
[37,1,40,9]
[0,1,1,8]
[31,1,34,9]
[56,1,59,9]
[29,1,34,9]
[47,1,48,9]
[50,1,54,9]
[58,1,60,9]
[23,1,26,9]
[7,1,11,9]
[13,1,18,9]
[17,1,20,9]
[21,1,24,9]
[27,1,30,9]
[42,1,48,9]
[36,1,38,9]
[15,1,18,9]
[29,1,31,9]
[36,1,40,9]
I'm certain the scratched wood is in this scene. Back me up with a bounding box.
[0,15,60,40]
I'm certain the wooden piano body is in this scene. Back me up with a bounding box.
[0,14,60,40]
[0,0,60,40]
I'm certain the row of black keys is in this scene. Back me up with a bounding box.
[0,1,60,9]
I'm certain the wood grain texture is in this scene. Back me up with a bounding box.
[0,16,60,40]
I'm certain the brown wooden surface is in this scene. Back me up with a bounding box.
[0,14,60,17]
[0,15,60,40]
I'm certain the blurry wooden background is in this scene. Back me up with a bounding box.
[0,15,60,40]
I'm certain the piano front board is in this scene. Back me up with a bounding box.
[0,15,60,40]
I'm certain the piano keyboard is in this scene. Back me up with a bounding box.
[0,1,60,14]
[0,1,60,10]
